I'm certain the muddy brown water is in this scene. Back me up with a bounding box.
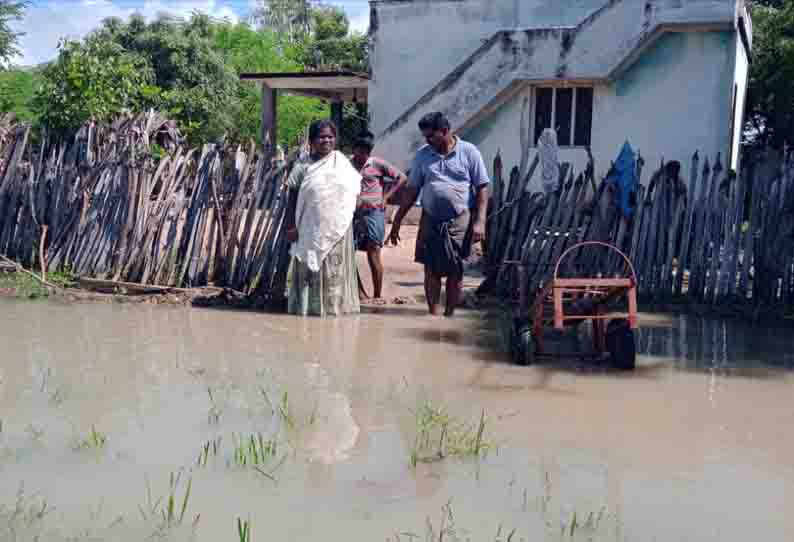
[1,299,793,541]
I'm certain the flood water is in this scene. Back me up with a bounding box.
[1,298,793,541]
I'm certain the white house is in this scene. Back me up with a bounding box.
[368,0,752,188]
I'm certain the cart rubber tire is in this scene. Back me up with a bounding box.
[510,318,535,366]
[606,319,636,370]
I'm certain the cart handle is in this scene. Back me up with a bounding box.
[553,241,638,285]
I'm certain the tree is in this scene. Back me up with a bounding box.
[301,5,368,72]
[252,1,368,72]
[253,0,312,39]
[18,7,364,148]
[33,14,243,143]
[0,68,41,121]
[33,39,155,134]
[90,14,241,142]
[279,5,370,150]
[746,1,794,148]
[249,3,370,148]
[212,22,327,147]
[313,4,348,41]
[0,0,24,68]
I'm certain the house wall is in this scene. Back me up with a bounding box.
[368,0,610,134]
[370,0,739,137]
[369,0,512,134]
[461,31,737,191]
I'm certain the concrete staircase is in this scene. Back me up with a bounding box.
[373,0,737,170]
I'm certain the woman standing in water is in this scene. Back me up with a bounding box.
[284,120,362,316]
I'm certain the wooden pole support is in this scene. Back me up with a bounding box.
[261,83,278,157]
[553,286,564,330]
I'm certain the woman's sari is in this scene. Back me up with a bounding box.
[286,151,362,316]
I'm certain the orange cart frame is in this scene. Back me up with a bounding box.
[509,241,639,367]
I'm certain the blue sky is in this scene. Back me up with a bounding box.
[13,0,370,66]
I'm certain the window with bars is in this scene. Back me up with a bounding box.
[533,87,594,147]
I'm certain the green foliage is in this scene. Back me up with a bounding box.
[87,14,239,143]
[299,5,368,72]
[312,4,348,41]
[237,517,252,542]
[0,269,74,299]
[0,0,24,68]
[231,432,279,467]
[212,22,327,148]
[292,5,370,148]
[252,1,370,147]
[9,5,368,149]
[253,0,312,38]
[33,14,237,143]
[75,425,107,450]
[0,69,41,122]
[746,1,794,148]
[409,400,490,467]
[139,471,196,531]
[33,38,155,134]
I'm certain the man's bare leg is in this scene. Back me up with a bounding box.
[424,268,443,316]
[357,269,370,300]
[444,274,463,317]
[366,245,384,299]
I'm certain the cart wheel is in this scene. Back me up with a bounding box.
[606,319,636,370]
[510,318,535,366]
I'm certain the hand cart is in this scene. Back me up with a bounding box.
[509,241,639,369]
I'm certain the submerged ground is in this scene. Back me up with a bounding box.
[2,230,794,541]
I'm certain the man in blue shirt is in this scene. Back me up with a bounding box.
[388,112,491,317]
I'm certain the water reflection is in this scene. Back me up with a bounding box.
[2,299,794,542]
[637,315,794,375]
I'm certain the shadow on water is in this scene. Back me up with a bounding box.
[398,325,511,364]
[393,281,424,288]
[360,304,429,317]
[400,320,673,383]
[191,292,794,380]
[637,314,794,377]
[469,308,793,379]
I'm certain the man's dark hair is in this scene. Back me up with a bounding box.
[352,131,375,152]
[418,112,450,132]
[308,119,337,142]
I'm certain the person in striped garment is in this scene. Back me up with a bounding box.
[350,131,408,301]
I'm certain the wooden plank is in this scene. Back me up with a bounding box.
[716,170,738,300]
[76,276,182,295]
[553,278,634,287]
[689,158,711,298]
[701,154,723,302]
[526,163,571,289]
[662,168,686,295]
[651,162,670,292]
[739,157,762,297]
[635,167,661,288]
[675,151,700,295]
[485,151,504,269]
[493,166,522,277]
[261,84,278,156]
[547,173,586,273]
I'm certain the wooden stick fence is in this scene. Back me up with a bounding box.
[3,111,793,308]
[0,112,296,302]
[484,145,794,307]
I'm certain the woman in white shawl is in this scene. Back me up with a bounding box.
[284,120,362,316]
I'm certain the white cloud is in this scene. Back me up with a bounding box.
[348,10,368,34]
[13,0,240,66]
[331,0,369,34]
[139,0,239,22]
